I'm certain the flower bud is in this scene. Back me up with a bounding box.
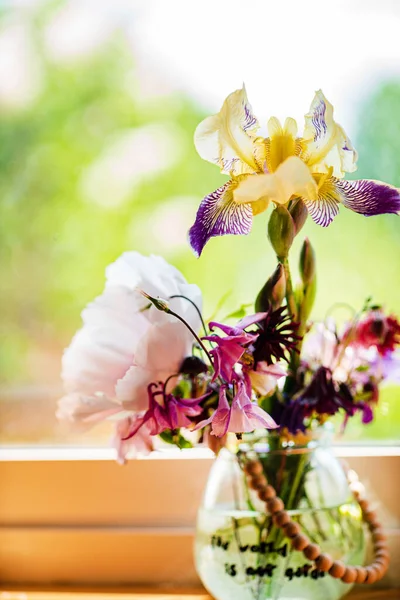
[301,274,317,321]
[255,263,286,312]
[299,238,316,285]
[289,198,308,234]
[268,205,295,259]
[140,291,170,312]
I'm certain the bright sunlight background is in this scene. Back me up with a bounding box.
[1,0,400,443]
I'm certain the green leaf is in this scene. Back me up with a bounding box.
[159,429,193,449]
[223,303,253,321]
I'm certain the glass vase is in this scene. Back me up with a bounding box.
[195,430,366,600]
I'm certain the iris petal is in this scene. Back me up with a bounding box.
[234,156,317,206]
[194,86,262,176]
[334,178,400,216]
[304,90,357,177]
[304,176,400,226]
[188,180,253,256]
[266,117,299,172]
[303,193,340,227]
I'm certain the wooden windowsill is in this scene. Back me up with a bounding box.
[0,588,398,599]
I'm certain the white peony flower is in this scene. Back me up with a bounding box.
[59,252,202,433]
[56,392,121,431]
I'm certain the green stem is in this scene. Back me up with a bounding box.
[280,257,304,393]
[285,453,308,510]
[167,308,214,368]
[281,257,297,321]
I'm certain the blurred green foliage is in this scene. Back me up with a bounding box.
[0,8,399,441]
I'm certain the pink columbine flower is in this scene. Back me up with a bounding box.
[112,415,154,465]
[203,314,266,382]
[196,382,277,437]
[123,382,206,440]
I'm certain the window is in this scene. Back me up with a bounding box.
[1,1,400,445]
[0,1,399,589]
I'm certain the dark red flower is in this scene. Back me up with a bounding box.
[351,309,400,356]
[277,367,356,434]
[252,305,301,366]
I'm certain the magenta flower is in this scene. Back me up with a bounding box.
[112,416,154,465]
[203,315,266,382]
[196,382,277,438]
[123,381,206,440]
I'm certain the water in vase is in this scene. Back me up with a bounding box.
[195,502,365,600]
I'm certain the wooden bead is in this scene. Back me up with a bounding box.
[315,553,334,572]
[365,566,378,584]
[250,475,267,490]
[303,543,321,561]
[341,567,357,584]
[283,521,301,538]
[329,560,346,579]
[291,534,309,551]
[267,497,284,514]
[358,499,369,512]
[375,552,390,563]
[375,544,389,555]
[273,510,290,527]
[364,509,378,524]
[258,485,276,501]
[244,460,263,475]
[372,530,386,543]
[354,566,367,584]
[371,564,384,580]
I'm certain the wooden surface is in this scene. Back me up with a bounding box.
[0,589,398,599]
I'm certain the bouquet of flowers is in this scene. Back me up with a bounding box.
[58,86,400,459]
[58,87,399,597]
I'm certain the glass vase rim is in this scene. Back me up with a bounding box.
[229,424,334,456]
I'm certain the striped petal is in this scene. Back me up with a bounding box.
[304,176,400,227]
[333,178,400,216]
[194,86,262,176]
[304,90,357,177]
[303,194,340,227]
[189,180,253,256]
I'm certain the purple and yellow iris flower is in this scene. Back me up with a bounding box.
[189,86,400,256]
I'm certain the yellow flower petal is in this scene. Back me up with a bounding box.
[194,86,262,175]
[251,197,270,215]
[234,156,318,206]
[266,117,299,172]
[283,117,298,138]
[267,116,284,138]
[303,90,358,177]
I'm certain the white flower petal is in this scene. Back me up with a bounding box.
[116,321,195,411]
[56,392,121,431]
[62,253,202,411]
[304,90,357,177]
[194,86,262,175]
